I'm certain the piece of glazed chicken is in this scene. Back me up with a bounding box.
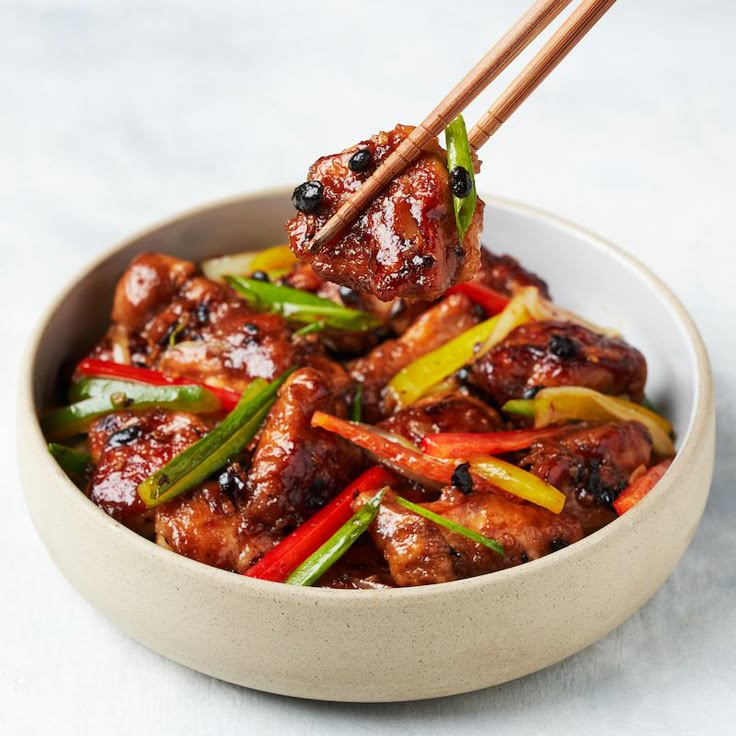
[286,125,484,302]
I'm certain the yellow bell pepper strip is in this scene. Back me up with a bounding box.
[285,489,386,586]
[613,459,673,515]
[445,115,477,239]
[385,316,500,409]
[385,286,541,409]
[467,456,566,514]
[502,386,675,457]
[43,382,222,441]
[47,443,92,488]
[393,495,504,555]
[226,276,381,332]
[137,373,289,508]
[201,244,296,283]
[311,412,565,514]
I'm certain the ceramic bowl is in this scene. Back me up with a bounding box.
[17,189,715,702]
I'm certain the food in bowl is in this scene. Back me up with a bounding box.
[42,149,676,590]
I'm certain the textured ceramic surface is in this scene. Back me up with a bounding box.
[17,190,715,702]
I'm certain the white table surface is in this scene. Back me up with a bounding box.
[3,1,735,733]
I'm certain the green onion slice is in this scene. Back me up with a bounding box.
[226,276,381,332]
[137,373,289,508]
[394,495,504,556]
[445,114,477,240]
[286,489,385,586]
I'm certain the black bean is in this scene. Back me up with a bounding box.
[522,385,543,399]
[292,181,324,214]
[548,334,580,360]
[451,462,474,495]
[251,270,270,282]
[449,166,473,198]
[338,285,360,306]
[348,148,372,173]
[107,425,141,448]
[549,538,570,552]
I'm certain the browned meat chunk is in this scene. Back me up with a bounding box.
[98,252,305,392]
[360,488,583,587]
[155,476,275,573]
[244,367,363,531]
[471,320,647,405]
[112,253,196,332]
[87,409,210,533]
[379,391,503,445]
[518,421,653,533]
[476,249,550,298]
[349,293,479,422]
[286,125,485,302]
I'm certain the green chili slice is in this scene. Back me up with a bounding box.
[445,114,477,240]
[137,373,289,508]
[43,383,221,441]
[501,399,536,418]
[48,443,92,488]
[285,489,385,586]
[293,321,327,338]
[394,495,504,556]
[226,276,381,332]
[350,381,363,422]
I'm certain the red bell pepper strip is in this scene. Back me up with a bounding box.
[613,459,673,515]
[312,412,458,487]
[421,427,561,459]
[75,358,242,412]
[244,466,395,582]
[447,282,510,315]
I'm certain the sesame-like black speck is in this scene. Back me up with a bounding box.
[348,149,372,173]
[456,366,471,385]
[449,166,473,198]
[251,270,270,283]
[195,301,210,324]
[520,551,530,563]
[550,538,570,552]
[338,285,360,306]
[451,463,474,495]
[218,467,246,496]
[107,425,141,448]
[548,334,580,360]
[292,181,323,214]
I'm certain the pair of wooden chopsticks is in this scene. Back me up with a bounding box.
[310,0,617,250]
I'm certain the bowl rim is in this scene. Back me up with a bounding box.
[18,188,714,604]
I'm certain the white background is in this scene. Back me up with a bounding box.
[2,1,735,734]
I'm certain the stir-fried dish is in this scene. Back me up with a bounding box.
[45,122,675,588]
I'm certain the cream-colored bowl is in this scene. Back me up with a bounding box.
[17,190,714,702]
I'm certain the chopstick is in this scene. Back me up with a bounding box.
[309,0,573,250]
[468,0,617,150]
[310,0,616,251]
